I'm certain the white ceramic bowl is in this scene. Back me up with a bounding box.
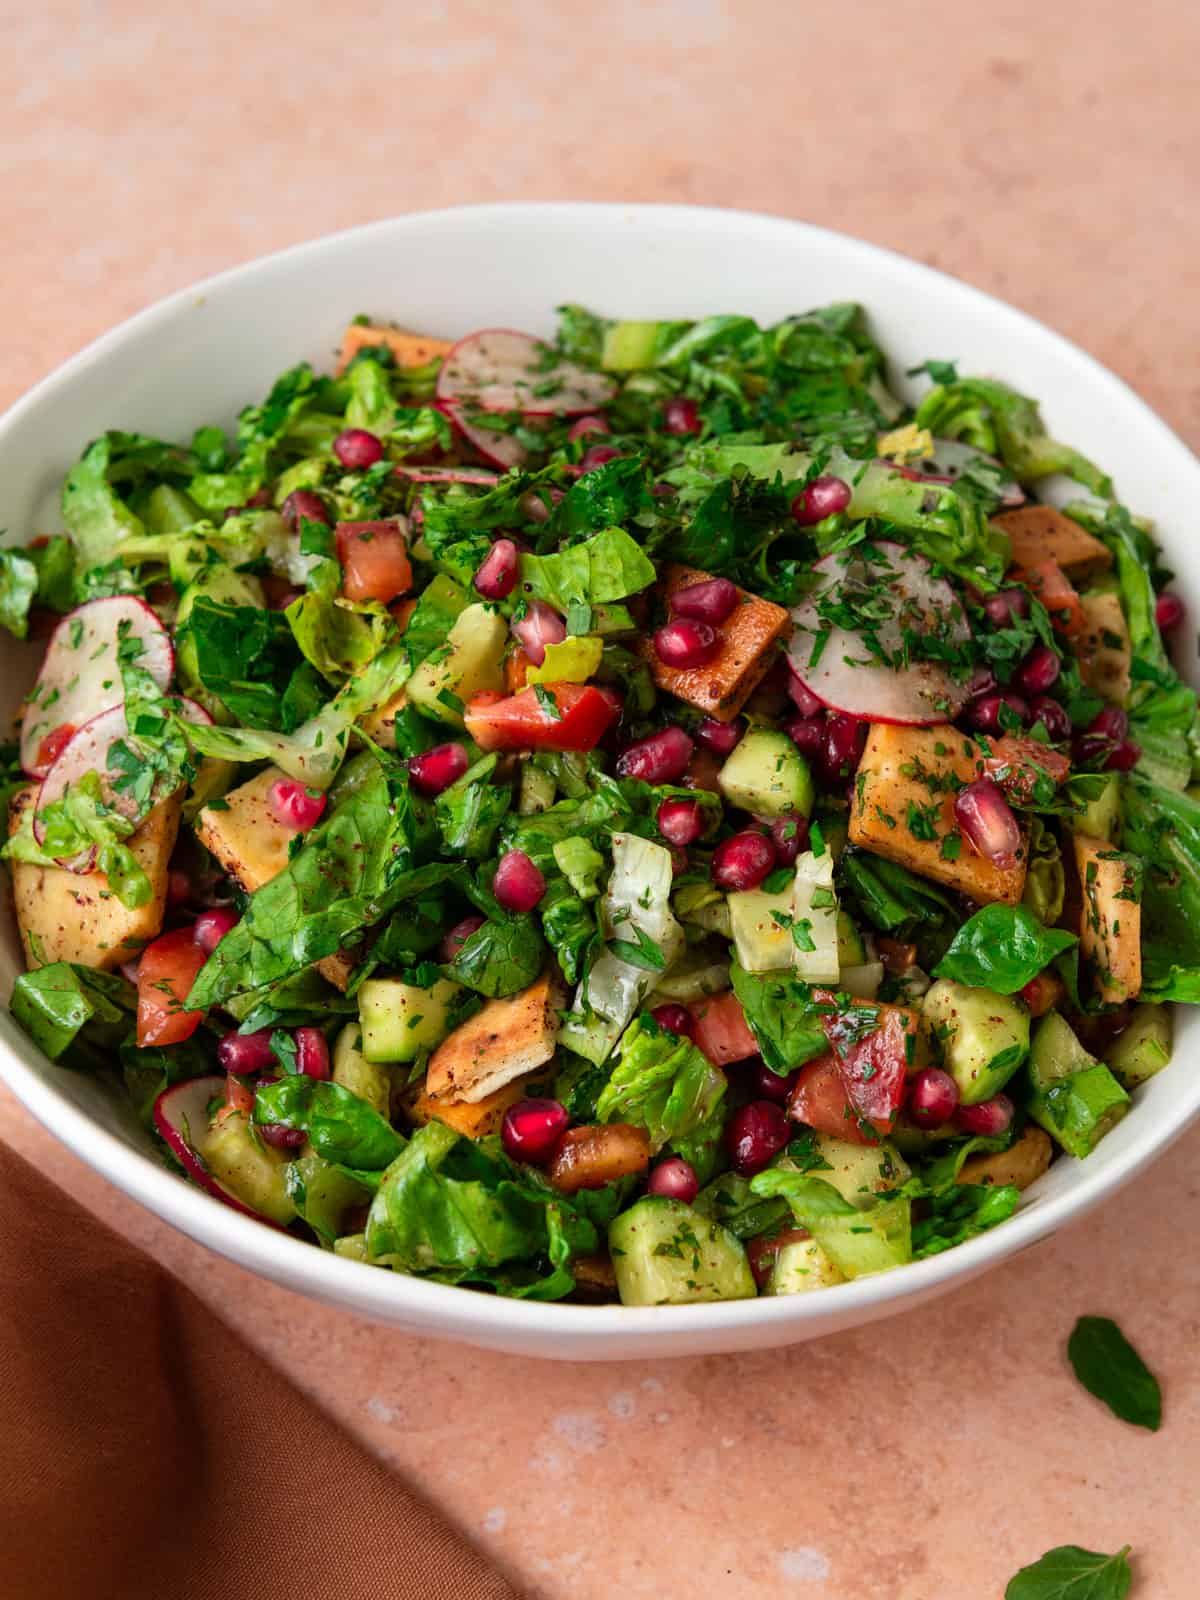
[1,204,1196,1359]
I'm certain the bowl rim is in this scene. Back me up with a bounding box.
[2,199,1198,1341]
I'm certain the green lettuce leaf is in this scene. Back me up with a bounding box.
[595,1013,726,1152]
[729,963,828,1075]
[179,597,319,730]
[62,431,196,565]
[1121,776,1200,1000]
[0,549,39,639]
[521,526,656,631]
[254,1075,405,1169]
[934,905,1077,994]
[10,963,136,1068]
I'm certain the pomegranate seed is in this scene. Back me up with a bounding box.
[501,1098,569,1164]
[654,618,720,669]
[1016,645,1061,696]
[725,1100,790,1176]
[408,741,469,797]
[670,577,739,625]
[1106,738,1142,772]
[965,691,1030,736]
[493,848,546,913]
[712,830,777,891]
[295,1026,331,1080]
[790,475,852,526]
[1029,696,1071,742]
[217,1029,277,1075]
[954,778,1021,870]
[512,599,567,666]
[784,714,826,761]
[616,727,694,784]
[657,797,705,847]
[646,1156,700,1203]
[983,587,1030,627]
[650,1003,694,1038]
[333,427,384,470]
[748,1059,797,1104]
[821,713,867,784]
[441,914,485,963]
[787,667,825,717]
[954,1093,1015,1137]
[579,444,622,473]
[695,716,744,756]
[167,869,193,908]
[280,489,330,532]
[1156,591,1185,631]
[1090,705,1129,743]
[907,1067,960,1127]
[567,414,610,442]
[663,396,702,436]
[268,778,327,832]
[474,537,520,600]
[770,813,809,867]
[193,907,239,954]
[260,1122,306,1151]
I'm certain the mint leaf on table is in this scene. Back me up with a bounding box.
[1005,1544,1132,1600]
[1067,1316,1162,1431]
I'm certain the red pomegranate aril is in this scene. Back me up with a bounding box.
[784,714,826,761]
[294,1026,331,1081]
[822,713,867,784]
[787,667,825,717]
[260,1122,307,1151]
[791,475,852,526]
[770,813,809,867]
[1106,738,1142,772]
[656,796,705,847]
[408,741,469,797]
[167,869,193,908]
[712,830,777,892]
[907,1067,960,1127]
[670,576,739,626]
[654,618,720,669]
[579,444,622,473]
[493,848,546,913]
[567,414,610,442]
[1089,705,1129,743]
[748,1059,797,1104]
[1156,591,1185,632]
[441,914,485,963]
[1016,645,1061,696]
[333,427,384,470]
[663,396,702,436]
[983,587,1030,628]
[1029,696,1072,743]
[650,1003,694,1038]
[501,1098,569,1165]
[193,907,239,954]
[474,537,520,600]
[695,716,745,756]
[965,691,1030,737]
[953,1093,1015,1137]
[280,489,331,532]
[512,599,567,666]
[646,1156,700,1203]
[726,1100,790,1176]
[268,778,327,832]
[217,1028,278,1076]
[616,726,694,784]
[954,778,1021,870]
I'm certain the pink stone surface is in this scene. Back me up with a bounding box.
[2,2,1199,1594]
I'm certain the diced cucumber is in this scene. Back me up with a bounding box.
[177,563,266,626]
[406,603,507,725]
[1026,1010,1130,1157]
[791,849,839,983]
[805,1194,912,1281]
[923,978,1030,1105]
[144,483,202,535]
[1104,1003,1173,1089]
[358,975,463,1064]
[838,962,885,999]
[1070,773,1122,842]
[836,911,867,966]
[601,321,664,372]
[332,1022,392,1116]
[812,1133,910,1208]
[1028,1009,1096,1087]
[728,883,794,973]
[717,728,815,820]
[518,763,556,814]
[199,1112,295,1225]
[766,1234,845,1295]
[609,1197,756,1305]
[648,942,730,1004]
[274,456,326,500]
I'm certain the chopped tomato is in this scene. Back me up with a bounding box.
[788,1053,879,1145]
[137,928,207,1047]
[688,991,758,1066]
[1017,559,1084,637]
[390,596,418,633]
[505,648,534,694]
[35,724,77,769]
[336,520,413,606]
[464,682,618,753]
[877,937,917,976]
[983,734,1071,803]
[821,1004,911,1135]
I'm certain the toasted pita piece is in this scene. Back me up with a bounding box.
[8,785,180,971]
[425,973,560,1104]
[1074,834,1142,1004]
[958,1125,1052,1191]
[641,565,790,721]
[995,505,1112,576]
[1075,589,1132,705]
[848,723,1028,906]
[547,1123,651,1194]
[403,1077,531,1140]
[336,323,453,375]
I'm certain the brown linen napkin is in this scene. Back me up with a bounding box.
[0,1140,524,1600]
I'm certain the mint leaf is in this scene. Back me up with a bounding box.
[1067,1316,1161,1431]
[1005,1543,1132,1600]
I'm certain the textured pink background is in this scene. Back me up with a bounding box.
[3,3,1198,1594]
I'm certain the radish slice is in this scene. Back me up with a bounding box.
[884,438,1023,508]
[20,597,173,778]
[788,540,972,726]
[436,327,615,416]
[153,1076,284,1228]
[392,464,500,486]
[439,401,529,471]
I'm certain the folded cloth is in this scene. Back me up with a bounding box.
[0,1140,523,1600]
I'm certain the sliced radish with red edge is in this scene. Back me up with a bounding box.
[883,438,1023,508]
[152,1076,285,1228]
[391,464,500,486]
[437,401,529,471]
[436,328,615,416]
